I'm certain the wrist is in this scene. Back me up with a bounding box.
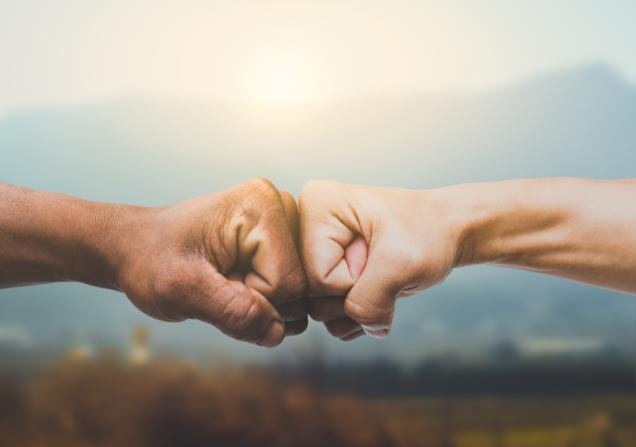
[0,184,148,289]
[415,186,475,269]
[79,202,123,289]
[45,193,151,290]
[87,202,152,291]
[436,179,575,268]
[426,182,507,268]
[433,181,518,267]
[445,183,495,267]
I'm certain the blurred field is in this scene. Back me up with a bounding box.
[375,397,636,447]
[0,350,633,447]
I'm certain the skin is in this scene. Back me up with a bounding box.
[3,177,635,345]
[299,178,636,340]
[0,179,308,347]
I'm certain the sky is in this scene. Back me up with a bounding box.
[1,0,636,363]
[1,0,636,117]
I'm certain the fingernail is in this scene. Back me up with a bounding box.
[361,324,390,339]
[261,321,285,347]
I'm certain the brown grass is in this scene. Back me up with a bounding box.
[0,352,633,447]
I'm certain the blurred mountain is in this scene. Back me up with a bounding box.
[1,63,635,363]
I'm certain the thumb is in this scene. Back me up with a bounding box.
[279,190,300,246]
[190,269,286,347]
[344,243,404,338]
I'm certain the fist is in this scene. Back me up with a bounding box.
[116,179,307,347]
[299,181,462,339]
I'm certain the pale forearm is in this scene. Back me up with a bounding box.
[444,178,636,294]
[0,183,130,289]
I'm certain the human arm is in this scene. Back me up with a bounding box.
[0,179,308,347]
[299,178,636,339]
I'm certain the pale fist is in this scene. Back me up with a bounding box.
[299,181,461,339]
[116,179,307,347]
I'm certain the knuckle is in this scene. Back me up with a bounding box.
[299,180,330,207]
[251,176,276,190]
[285,318,309,336]
[300,180,322,196]
[308,298,338,322]
[247,177,278,199]
[324,320,342,337]
[308,303,326,321]
[244,179,290,227]
[302,179,338,193]
[230,178,280,218]
[274,268,307,300]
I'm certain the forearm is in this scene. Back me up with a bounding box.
[443,178,636,294]
[0,183,132,289]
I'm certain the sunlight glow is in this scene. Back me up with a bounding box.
[252,64,307,107]
[237,45,326,114]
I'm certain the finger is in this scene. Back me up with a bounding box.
[276,298,308,322]
[344,236,367,280]
[341,329,365,342]
[324,317,362,339]
[299,191,359,296]
[279,191,300,246]
[308,296,347,322]
[344,243,403,339]
[244,185,306,303]
[190,269,286,347]
[285,317,309,336]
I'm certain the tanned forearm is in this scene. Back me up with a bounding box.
[0,180,308,346]
[446,178,636,294]
[0,183,132,289]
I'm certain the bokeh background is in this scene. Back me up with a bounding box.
[1,1,635,446]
